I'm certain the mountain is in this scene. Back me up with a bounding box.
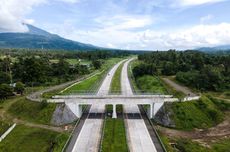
[198,45,230,52]
[0,24,102,51]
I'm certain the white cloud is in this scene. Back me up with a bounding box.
[55,0,81,4]
[139,23,230,50]
[0,0,46,32]
[94,15,153,30]
[200,14,213,23]
[174,0,227,6]
[50,22,230,50]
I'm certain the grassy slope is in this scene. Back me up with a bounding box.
[0,125,68,152]
[109,62,124,94]
[0,121,11,136]
[159,132,230,152]
[62,58,123,94]
[62,72,104,94]
[135,75,167,94]
[101,118,128,152]
[8,98,56,124]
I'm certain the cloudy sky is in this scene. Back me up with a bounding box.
[1,0,230,50]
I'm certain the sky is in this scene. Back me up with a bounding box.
[1,0,230,50]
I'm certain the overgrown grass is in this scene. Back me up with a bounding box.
[101,118,128,152]
[8,98,56,124]
[109,62,124,94]
[135,75,167,94]
[158,132,230,152]
[170,96,224,130]
[61,72,105,94]
[62,58,124,94]
[0,120,11,136]
[0,125,68,152]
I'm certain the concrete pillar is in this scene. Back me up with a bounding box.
[149,103,154,119]
[66,102,82,118]
[147,104,153,119]
[112,104,117,118]
[76,104,82,118]
[153,102,164,116]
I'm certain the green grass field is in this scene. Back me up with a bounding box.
[101,118,128,152]
[135,75,167,94]
[62,58,124,94]
[8,98,56,124]
[159,131,230,152]
[169,96,224,130]
[0,120,11,136]
[62,72,105,94]
[109,62,124,94]
[0,125,68,152]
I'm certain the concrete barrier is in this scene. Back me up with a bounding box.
[0,123,16,142]
[182,96,200,102]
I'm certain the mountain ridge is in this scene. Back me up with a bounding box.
[0,24,103,51]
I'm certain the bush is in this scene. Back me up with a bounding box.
[0,83,13,99]
[14,82,25,95]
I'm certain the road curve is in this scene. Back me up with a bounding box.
[122,58,157,152]
[71,59,125,152]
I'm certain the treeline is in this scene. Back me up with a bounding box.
[134,50,230,91]
[0,49,131,99]
[0,48,131,60]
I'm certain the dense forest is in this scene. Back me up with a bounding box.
[133,50,230,92]
[0,49,131,99]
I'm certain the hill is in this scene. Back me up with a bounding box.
[0,24,102,51]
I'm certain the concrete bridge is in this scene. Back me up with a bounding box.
[48,94,179,119]
[49,58,185,152]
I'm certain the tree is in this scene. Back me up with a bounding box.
[92,60,102,69]
[14,82,25,95]
[0,84,13,99]
[0,72,11,84]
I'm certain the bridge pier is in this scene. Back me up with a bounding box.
[146,102,165,119]
[66,102,82,118]
[112,104,117,118]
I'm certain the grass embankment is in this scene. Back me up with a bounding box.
[159,132,230,152]
[109,62,124,94]
[0,121,11,136]
[8,98,56,124]
[101,105,128,152]
[135,75,167,94]
[61,72,105,94]
[170,96,224,130]
[62,58,123,94]
[0,125,68,152]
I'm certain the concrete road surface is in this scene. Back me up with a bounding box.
[71,60,125,152]
[122,58,157,152]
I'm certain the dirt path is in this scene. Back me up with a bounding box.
[13,118,65,133]
[157,112,230,145]
[162,77,197,97]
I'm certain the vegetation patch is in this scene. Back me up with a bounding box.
[110,62,124,94]
[8,98,56,124]
[159,132,230,152]
[170,96,224,130]
[62,72,104,94]
[135,75,167,94]
[0,120,11,136]
[101,118,128,152]
[0,125,68,152]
